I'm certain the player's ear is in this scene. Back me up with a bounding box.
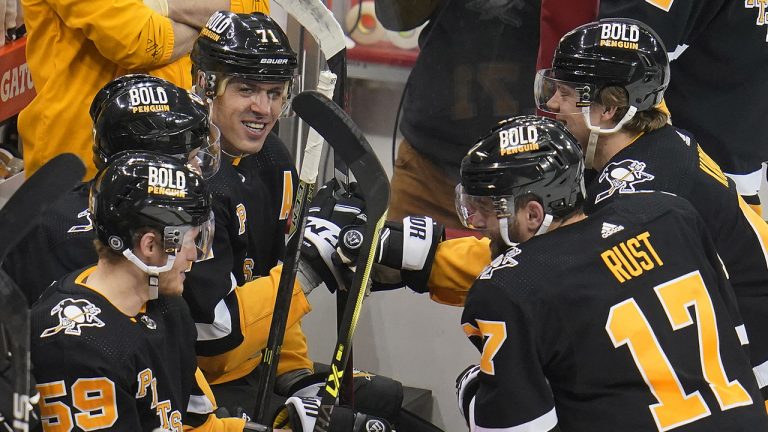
[522,200,545,234]
[135,230,162,263]
[600,105,620,124]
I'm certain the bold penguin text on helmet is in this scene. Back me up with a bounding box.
[148,166,187,198]
[129,86,170,113]
[599,23,640,50]
[500,126,540,156]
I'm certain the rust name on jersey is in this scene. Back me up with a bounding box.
[600,231,663,283]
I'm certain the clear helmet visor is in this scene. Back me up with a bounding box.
[187,122,222,179]
[455,184,514,230]
[534,69,592,115]
[163,212,215,262]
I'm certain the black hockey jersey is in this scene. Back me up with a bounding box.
[599,0,768,175]
[462,192,768,431]
[31,267,211,431]
[184,132,298,357]
[585,125,768,392]
[401,0,540,172]
[2,182,96,305]
[236,132,296,277]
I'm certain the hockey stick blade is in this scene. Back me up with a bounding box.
[291,91,389,432]
[0,153,85,432]
[275,0,348,113]
[254,71,337,423]
[273,0,345,67]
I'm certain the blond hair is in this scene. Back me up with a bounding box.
[597,86,668,134]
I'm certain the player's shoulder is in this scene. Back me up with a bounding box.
[627,125,699,160]
[31,269,142,356]
[603,191,698,220]
[470,239,562,304]
[41,181,90,228]
[207,162,245,197]
[589,192,703,242]
[242,132,297,179]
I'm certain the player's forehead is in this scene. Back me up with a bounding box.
[228,77,287,90]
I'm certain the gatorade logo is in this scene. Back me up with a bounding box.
[499,126,539,156]
[599,23,640,50]
[148,166,187,198]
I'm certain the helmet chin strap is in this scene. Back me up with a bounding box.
[581,105,637,170]
[499,217,515,247]
[498,213,554,247]
[535,214,554,236]
[122,250,176,300]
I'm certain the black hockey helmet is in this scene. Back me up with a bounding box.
[90,151,214,261]
[457,115,585,230]
[191,11,298,98]
[534,18,670,113]
[90,74,221,178]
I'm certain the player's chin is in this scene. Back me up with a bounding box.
[159,275,185,296]
[233,136,266,155]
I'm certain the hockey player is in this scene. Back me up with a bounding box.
[29,153,384,432]
[185,14,313,401]
[186,11,413,429]
[29,152,249,431]
[455,115,768,431]
[536,0,768,214]
[2,74,220,305]
[533,17,768,402]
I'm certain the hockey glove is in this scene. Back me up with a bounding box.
[336,215,444,293]
[283,370,403,425]
[298,179,366,294]
[273,397,393,432]
[456,364,481,427]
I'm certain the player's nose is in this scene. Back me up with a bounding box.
[546,94,560,111]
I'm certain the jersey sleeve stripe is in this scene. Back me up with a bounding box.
[187,394,215,415]
[735,324,749,346]
[737,196,768,269]
[754,360,768,390]
[194,274,237,341]
[473,406,558,432]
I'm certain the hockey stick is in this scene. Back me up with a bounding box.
[273,0,347,107]
[273,0,350,185]
[254,71,337,424]
[0,153,85,432]
[290,91,389,432]
[272,0,354,401]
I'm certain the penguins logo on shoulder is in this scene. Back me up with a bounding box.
[479,246,522,280]
[595,159,655,203]
[41,298,105,337]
